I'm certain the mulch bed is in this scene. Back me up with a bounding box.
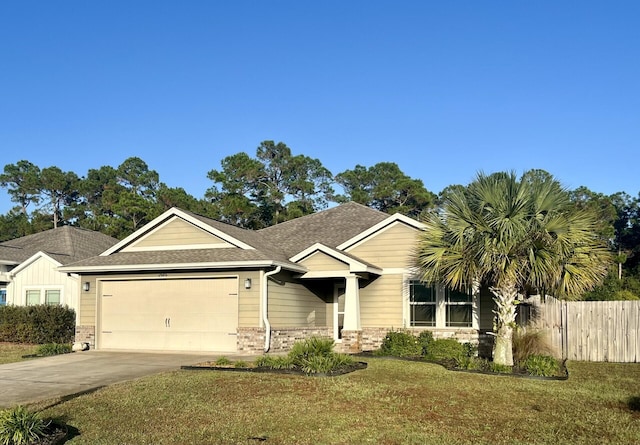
[181,361,368,377]
[354,352,569,380]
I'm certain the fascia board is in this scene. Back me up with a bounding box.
[10,252,62,276]
[58,260,307,274]
[290,243,382,274]
[337,214,426,251]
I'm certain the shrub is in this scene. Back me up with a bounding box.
[254,355,296,370]
[234,360,248,368]
[297,354,355,374]
[0,305,75,344]
[489,362,513,374]
[522,354,560,377]
[256,337,356,374]
[215,357,231,366]
[512,328,555,364]
[377,331,421,357]
[289,336,335,362]
[417,331,434,356]
[425,338,465,362]
[0,406,49,445]
[35,343,72,356]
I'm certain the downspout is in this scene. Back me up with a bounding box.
[262,265,281,353]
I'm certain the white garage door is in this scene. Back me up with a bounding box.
[99,278,238,352]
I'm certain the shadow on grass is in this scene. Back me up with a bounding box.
[628,396,640,411]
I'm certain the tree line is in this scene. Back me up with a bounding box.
[1,140,639,299]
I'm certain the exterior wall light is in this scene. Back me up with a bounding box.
[83,282,90,292]
[244,278,252,289]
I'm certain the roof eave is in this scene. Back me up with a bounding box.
[58,260,307,274]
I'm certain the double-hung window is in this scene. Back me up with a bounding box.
[26,290,41,306]
[409,281,436,327]
[445,287,473,328]
[45,290,61,306]
[25,288,62,306]
[408,280,474,328]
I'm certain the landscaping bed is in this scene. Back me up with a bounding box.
[183,337,368,377]
[182,360,368,377]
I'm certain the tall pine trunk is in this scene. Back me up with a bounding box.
[491,284,519,366]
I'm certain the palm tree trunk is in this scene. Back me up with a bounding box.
[490,284,519,366]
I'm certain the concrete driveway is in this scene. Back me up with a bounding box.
[0,350,241,408]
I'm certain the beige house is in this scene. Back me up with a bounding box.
[60,202,494,354]
[0,227,119,319]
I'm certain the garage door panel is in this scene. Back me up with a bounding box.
[99,278,239,352]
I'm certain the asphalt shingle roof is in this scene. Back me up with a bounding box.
[258,201,389,257]
[0,226,119,265]
[61,202,394,271]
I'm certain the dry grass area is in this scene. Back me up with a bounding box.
[26,358,640,445]
[0,342,38,364]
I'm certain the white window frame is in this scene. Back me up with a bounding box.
[23,286,64,306]
[403,276,478,329]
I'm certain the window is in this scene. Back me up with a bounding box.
[407,280,475,329]
[26,290,40,305]
[0,289,6,306]
[409,281,436,326]
[445,288,473,328]
[45,290,61,306]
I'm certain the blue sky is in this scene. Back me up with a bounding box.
[1,1,638,214]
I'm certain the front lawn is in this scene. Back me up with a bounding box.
[29,358,640,445]
[0,342,39,364]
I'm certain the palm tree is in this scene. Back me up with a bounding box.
[416,171,611,366]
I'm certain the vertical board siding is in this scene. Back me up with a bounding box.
[536,297,640,362]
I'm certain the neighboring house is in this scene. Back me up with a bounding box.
[0,227,119,318]
[60,202,495,354]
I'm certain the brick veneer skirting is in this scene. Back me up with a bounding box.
[75,325,95,347]
[360,327,481,352]
[239,326,484,355]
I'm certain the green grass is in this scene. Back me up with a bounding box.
[25,358,640,445]
[0,343,39,365]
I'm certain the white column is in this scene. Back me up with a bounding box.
[342,275,361,331]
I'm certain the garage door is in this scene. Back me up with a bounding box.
[99,278,238,352]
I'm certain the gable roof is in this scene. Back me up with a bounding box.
[59,202,421,274]
[258,202,390,257]
[0,226,119,266]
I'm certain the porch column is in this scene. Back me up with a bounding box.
[342,275,361,331]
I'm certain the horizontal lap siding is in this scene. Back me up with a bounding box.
[268,281,328,328]
[360,274,403,327]
[348,222,419,269]
[126,218,231,249]
[299,252,349,271]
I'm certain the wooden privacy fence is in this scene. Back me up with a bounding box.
[533,297,640,363]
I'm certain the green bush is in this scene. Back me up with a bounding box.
[489,362,513,374]
[425,338,465,362]
[255,355,295,370]
[0,305,75,344]
[377,331,422,357]
[0,406,49,445]
[289,336,335,361]
[417,331,434,356]
[522,354,561,377]
[35,343,72,357]
[215,357,231,366]
[234,360,248,368]
[256,337,355,374]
